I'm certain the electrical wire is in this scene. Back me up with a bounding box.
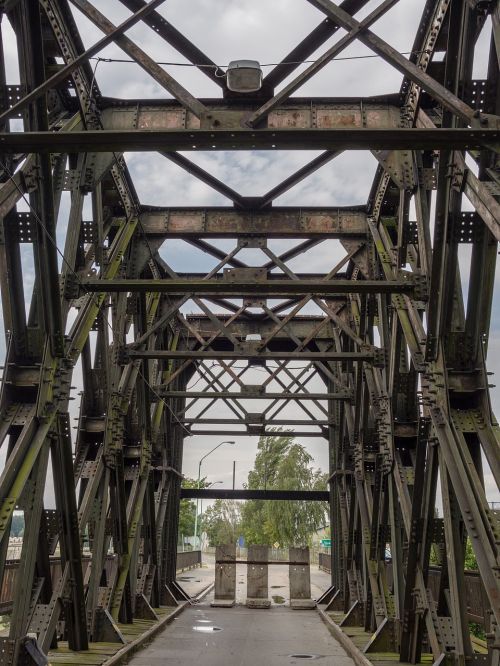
[137,367,193,437]
[89,49,427,69]
[210,362,312,371]
[186,375,206,390]
[89,57,100,94]
[1,161,87,284]
[186,360,226,389]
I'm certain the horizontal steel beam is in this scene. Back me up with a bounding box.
[181,418,330,425]
[186,429,328,438]
[139,207,368,237]
[183,315,340,340]
[2,128,498,153]
[128,272,349,279]
[101,99,401,132]
[159,391,351,400]
[80,278,414,295]
[180,488,329,501]
[127,350,376,361]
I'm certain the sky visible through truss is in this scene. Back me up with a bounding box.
[0,0,498,507]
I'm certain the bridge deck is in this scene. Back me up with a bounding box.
[47,564,214,666]
[47,560,488,666]
[127,603,354,666]
[323,609,487,666]
[47,559,339,665]
[126,562,349,666]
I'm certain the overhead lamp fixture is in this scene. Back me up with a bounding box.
[226,60,263,93]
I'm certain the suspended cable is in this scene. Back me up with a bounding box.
[89,49,427,69]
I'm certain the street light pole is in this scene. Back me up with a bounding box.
[199,480,222,549]
[193,440,235,548]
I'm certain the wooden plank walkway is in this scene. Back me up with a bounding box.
[325,608,487,666]
[46,560,215,664]
[48,607,176,666]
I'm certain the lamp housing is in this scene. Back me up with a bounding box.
[226,60,263,93]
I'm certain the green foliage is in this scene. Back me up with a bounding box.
[457,542,485,640]
[240,429,328,547]
[202,499,242,546]
[429,544,441,566]
[427,539,484,641]
[428,537,478,571]
[464,538,478,570]
[177,477,209,544]
[469,622,486,640]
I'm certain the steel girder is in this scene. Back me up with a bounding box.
[0,1,497,665]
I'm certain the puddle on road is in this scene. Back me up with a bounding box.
[288,655,323,660]
[193,626,223,633]
[272,595,285,604]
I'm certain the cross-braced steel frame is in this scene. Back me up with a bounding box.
[0,0,498,664]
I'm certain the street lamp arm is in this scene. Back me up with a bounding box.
[199,440,235,466]
[193,440,235,549]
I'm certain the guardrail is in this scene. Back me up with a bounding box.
[319,552,331,572]
[217,546,322,564]
[176,550,202,571]
[0,551,202,612]
[317,553,490,628]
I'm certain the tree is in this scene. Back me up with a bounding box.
[202,500,242,546]
[178,477,209,546]
[464,538,478,570]
[240,429,328,547]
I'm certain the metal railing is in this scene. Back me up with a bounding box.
[318,551,331,572]
[207,546,322,563]
[317,553,490,628]
[176,550,202,571]
[0,551,202,612]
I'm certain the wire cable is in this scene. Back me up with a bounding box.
[89,49,427,69]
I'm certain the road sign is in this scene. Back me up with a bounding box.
[321,539,331,547]
[273,542,280,548]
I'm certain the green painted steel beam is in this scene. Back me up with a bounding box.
[78,277,417,296]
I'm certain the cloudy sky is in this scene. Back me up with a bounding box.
[0,1,498,506]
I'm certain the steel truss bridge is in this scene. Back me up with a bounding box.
[0,0,498,664]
